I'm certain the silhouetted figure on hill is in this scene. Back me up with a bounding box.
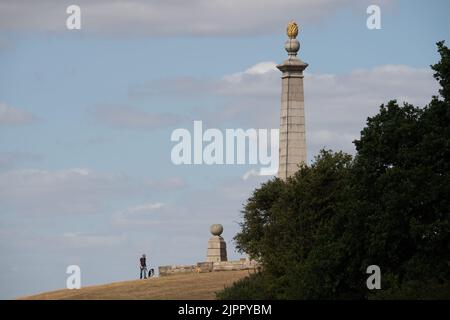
[140,254,147,279]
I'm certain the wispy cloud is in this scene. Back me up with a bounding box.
[0,168,132,215]
[144,176,186,191]
[0,0,392,35]
[132,62,438,159]
[113,202,168,227]
[93,105,185,130]
[0,102,37,126]
[242,169,260,180]
[0,168,185,216]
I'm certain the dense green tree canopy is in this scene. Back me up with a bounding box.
[218,42,450,300]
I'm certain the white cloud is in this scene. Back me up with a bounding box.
[242,169,260,180]
[303,65,438,156]
[216,174,270,202]
[223,62,278,83]
[0,102,37,125]
[0,168,135,215]
[218,61,279,97]
[144,176,187,191]
[0,0,392,35]
[0,166,186,216]
[58,232,127,248]
[93,105,184,130]
[125,203,165,213]
[116,202,164,221]
[112,202,173,227]
[129,61,279,99]
[140,61,438,160]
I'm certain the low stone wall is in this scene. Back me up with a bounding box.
[158,258,259,277]
[158,264,196,276]
[212,259,259,272]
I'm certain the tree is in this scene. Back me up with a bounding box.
[234,150,359,299]
[219,42,450,299]
[352,41,450,296]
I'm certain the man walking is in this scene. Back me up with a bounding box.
[140,254,147,279]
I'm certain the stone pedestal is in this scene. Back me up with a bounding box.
[206,236,227,262]
[277,21,308,180]
[206,224,227,262]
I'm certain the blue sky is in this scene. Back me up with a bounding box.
[0,0,449,299]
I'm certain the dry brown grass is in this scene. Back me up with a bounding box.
[19,270,251,300]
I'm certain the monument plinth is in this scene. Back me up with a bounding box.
[206,224,227,262]
[277,21,308,180]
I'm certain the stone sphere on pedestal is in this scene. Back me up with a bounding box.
[285,39,300,56]
[206,224,227,262]
[210,224,223,236]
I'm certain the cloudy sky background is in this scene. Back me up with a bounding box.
[0,0,449,298]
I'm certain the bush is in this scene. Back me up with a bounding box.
[216,272,276,300]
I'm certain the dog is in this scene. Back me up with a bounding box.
[148,268,155,278]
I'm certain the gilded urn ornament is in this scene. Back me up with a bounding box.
[286,21,298,39]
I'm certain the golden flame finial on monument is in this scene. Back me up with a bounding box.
[286,20,299,39]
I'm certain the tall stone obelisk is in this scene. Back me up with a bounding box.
[277,21,308,180]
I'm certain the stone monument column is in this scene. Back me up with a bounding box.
[277,21,308,180]
[206,224,227,262]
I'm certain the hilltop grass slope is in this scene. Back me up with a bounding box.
[20,270,250,300]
